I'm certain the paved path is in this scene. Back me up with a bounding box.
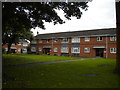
[4,57,101,68]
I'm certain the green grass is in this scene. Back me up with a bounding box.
[3,54,86,66]
[3,54,119,88]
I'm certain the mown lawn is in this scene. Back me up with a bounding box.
[3,54,119,88]
[3,54,86,66]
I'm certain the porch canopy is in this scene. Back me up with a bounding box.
[10,47,17,49]
[93,46,105,49]
[43,46,51,48]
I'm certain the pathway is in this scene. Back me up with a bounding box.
[4,57,101,68]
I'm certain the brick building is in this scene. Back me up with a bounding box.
[30,28,116,58]
[2,40,29,54]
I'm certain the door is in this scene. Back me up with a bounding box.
[43,48,50,55]
[96,49,104,57]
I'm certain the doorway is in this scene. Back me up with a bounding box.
[95,49,104,57]
[43,48,50,55]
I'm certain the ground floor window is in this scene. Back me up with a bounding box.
[5,48,8,51]
[31,47,36,52]
[39,48,42,51]
[110,48,116,53]
[84,48,90,53]
[18,48,21,52]
[71,47,80,53]
[54,48,58,52]
[61,47,68,53]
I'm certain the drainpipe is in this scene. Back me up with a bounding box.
[51,37,53,55]
[106,35,108,58]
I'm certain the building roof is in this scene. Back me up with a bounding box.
[35,28,116,39]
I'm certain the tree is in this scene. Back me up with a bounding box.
[2,1,91,53]
[116,1,120,74]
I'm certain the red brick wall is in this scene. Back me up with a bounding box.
[35,36,116,58]
[2,44,23,53]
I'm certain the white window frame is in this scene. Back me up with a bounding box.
[72,37,80,43]
[23,43,28,47]
[84,48,90,53]
[54,39,58,43]
[71,47,80,53]
[84,37,90,42]
[5,48,8,51]
[62,38,68,43]
[110,36,116,41]
[18,48,21,52]
[46,39,50,43]
[53,47,58,52]
[61,47,68,53]
[39,39,42,43]
[39,48,42,51]
[97,36,103,41]
[31,47,36,52]
[31,40,36,44]
[110,48,116,53]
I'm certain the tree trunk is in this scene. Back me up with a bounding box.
[116,1,120,74]
[7,43,12,54]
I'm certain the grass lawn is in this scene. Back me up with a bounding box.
[3,54,86,66]
[3,54,119,88]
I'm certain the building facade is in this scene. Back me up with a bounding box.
[30,28,116,58]
[2,40,29,54]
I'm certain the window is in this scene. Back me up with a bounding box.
[62,38,68,43]
[39,48,42,51]
[61,47,68,53]
[5,48,8,51]
[84,37,90,42]
[97,36,102,41]
[12,43,15,45]
[54,48,58,52]
[39,39,42,43]
[54,39,58,43]
[18,48,21,52]
[110,48,116,53]
[31,47,36,52]
[23,43,28,46]
[46,39,50,43]
[110,36,116,41]
[84,48,90,53]
[18,43,21,45]
[72,47,80,53]
[31,40,36,44]
[72,37,80,43]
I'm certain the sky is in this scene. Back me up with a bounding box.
[31,0,116,36]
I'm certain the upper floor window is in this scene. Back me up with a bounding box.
[54,48,58,52]
[61,47,68,53]
[110,36,116,41]
[54,39,58,43]
[72,37,80,43]
[39,39,42,43]
[71,47,80,53]
[62,38,68,43]
[23,43,28,47]
[84,48,90,53]
[12,43,15,45]
[97,36,103,41]
[31,40,36,44]
[84,37,90,42]
[46,39,50,43]
[110,48,116,53]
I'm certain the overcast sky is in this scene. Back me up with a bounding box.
[31,0,116,36]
